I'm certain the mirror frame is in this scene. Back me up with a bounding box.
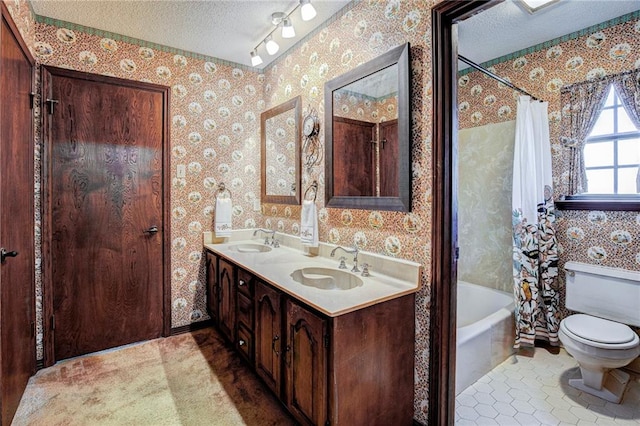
[260,95,301,205]
[324,42,411,212]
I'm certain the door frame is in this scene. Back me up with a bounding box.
[429,1,501,425]
[40,66,171,367]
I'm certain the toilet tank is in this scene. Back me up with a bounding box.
[564,261,640,327]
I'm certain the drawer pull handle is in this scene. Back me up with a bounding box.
[239,280,245,286]
[239,339,246,346]
[272,335,280,356]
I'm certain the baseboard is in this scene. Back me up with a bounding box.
[171,319,214,336]
[36,358,45,371]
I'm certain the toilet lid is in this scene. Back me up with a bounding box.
[563,314,637,344]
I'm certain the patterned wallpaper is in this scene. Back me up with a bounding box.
[6,0,437,421]
[457,13,640,287]
[458,121,516,294]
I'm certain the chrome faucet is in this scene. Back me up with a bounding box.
[253,228,276,246]
[330,246,360,273]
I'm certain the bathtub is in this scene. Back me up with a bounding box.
[456,281,515,395]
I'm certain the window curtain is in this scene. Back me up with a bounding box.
[612,69,640,128]
[560,80,609,194]
[512,96,559,349]
[560,69,640,194]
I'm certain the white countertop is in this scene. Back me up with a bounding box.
[203,231,421,317]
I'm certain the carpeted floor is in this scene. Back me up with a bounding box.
[12,328,296,426]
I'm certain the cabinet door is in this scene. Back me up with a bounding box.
[218,259,235,342]
[255,281,282,396]
[285,300,328,426]
[205,252,218,323]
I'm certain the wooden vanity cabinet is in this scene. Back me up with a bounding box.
[205,249,415,425]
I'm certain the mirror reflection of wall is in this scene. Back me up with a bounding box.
[264,110,297,196]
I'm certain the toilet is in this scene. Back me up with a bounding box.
[558,261,640,404]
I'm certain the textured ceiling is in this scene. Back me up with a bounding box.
[458,0,640,68]
[30,0,351,69]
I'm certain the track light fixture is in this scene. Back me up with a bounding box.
[300,0,317,21]
[282,18,295,38]
[265,35,279,55]
[250,50,263,66]
[249,0,317,66]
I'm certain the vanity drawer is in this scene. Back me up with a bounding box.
[237,269,253,297]
[237,323,253,362]
[237,291,253,330]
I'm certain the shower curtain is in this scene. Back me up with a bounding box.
[512,96,559,349]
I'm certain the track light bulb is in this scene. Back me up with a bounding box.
[300,0,316,21]
[250,50,263,66]
[282,18,295,38]
[265,35,279,55]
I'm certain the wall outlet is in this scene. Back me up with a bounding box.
[253,199,261,211]
[176,164,186,178]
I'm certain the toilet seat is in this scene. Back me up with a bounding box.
[561,314,639,350]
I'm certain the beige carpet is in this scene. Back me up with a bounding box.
[13,328,296,426]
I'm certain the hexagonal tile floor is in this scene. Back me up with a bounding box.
[455,348,640,425]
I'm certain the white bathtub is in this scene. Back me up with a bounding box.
[456,281,515,395]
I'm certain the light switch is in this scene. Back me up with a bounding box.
[176,164,186,178]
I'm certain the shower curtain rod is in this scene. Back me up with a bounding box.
[458,55,540,101]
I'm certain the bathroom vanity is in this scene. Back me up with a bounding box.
[204,232,421,425]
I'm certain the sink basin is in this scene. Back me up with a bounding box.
[228,243,272,253]
[291,267,363,290]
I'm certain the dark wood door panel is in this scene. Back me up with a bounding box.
[379,119,398,197]
[285,299,328,426]
[0,5,35,425]
[332,117,375,197]
[255,281,282,396]
[44,68,168,361]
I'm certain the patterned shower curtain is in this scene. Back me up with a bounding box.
[512,96,560,349]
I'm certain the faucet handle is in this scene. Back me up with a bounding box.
[264,237,270,245]
[361,263,370,277]
[272,238,280,248]
[338,256,347,269]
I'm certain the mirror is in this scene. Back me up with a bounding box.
[261,96,301,205]
[324,43,411,212]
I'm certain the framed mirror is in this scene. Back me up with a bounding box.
[324,43,411,212]
[261,96,301,205]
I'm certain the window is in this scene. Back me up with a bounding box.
[583,85,640,195]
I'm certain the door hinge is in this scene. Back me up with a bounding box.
[50,315,55,331]
[46,98,59,115]
[29,92,35,109]
[454,246,460,261]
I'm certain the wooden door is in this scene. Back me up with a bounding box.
[0,5,35,424]
[255,280,282,396]
[285,300,328,426]
[332,117,376,197]
[43,67,169,362]
[218,259,235,342]
[379,119,398,197]
[206,252,219,324]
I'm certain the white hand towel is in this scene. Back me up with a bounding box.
[300,200,318,248]
[214,197,232,237]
